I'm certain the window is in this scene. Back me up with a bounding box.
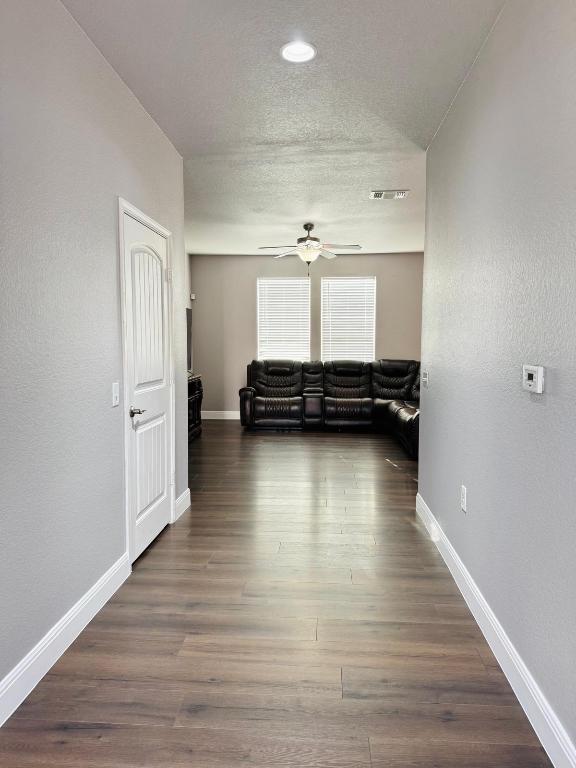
[321,276,376,361]
[257,277,310,360]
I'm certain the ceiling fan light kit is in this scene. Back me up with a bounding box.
[297,247,321,264]
[259,223,361,270]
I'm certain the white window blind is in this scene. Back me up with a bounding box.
[257,277,310,360]
[321,276,376,362]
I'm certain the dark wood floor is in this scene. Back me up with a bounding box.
[1,422,551,767]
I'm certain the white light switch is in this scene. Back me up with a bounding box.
[422,370,429,388]
[522,364,545,394]
[112,382,120,407]
[460,485,467,513]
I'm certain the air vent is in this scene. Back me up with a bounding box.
[369,190,410,200]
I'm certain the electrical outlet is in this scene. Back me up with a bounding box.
[460,485,467,513]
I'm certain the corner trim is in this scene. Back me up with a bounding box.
[202,411,239,420]
[0,552,130,727]
[173,488,191,522]
[415,493,576,768]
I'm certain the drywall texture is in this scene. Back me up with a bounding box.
[0,0,188,681]
[420,0,576,744]
[190,253,423,411]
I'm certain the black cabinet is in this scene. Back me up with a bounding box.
[188,373,203,441]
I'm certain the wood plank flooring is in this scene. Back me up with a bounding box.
[0,422,552,767]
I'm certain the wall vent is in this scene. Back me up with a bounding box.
[369,190,410,200]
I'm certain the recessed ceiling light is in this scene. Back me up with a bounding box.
[281,41,316,63]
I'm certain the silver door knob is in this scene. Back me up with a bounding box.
[129,407,146,418]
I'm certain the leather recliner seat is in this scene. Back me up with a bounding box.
[323,360,373,428]
[240,359,304,428]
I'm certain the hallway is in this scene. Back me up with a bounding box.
[0,423,551,766]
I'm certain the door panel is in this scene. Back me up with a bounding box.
[122,209,172,561]
[135,415,166,520]
[133,247,165,387]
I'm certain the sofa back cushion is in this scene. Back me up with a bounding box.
[303,361,323,391]
[371,359,419,400]
[323,360,371,398]
[249,360,303,396]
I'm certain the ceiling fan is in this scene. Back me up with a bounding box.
[259,223,361,265]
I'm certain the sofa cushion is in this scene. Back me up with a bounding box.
[371,359,419,400]
[249,359,303,397]
[324,396,373,424]
[323,360,371,398]
[303,360,323,390]
[253,395,303,424]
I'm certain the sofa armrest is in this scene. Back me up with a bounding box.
[394,405,419,459]
[408,409,420,459]
[239,386,255,427]
[303,390,323,428]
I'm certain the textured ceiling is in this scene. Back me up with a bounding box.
[61,0,504,254]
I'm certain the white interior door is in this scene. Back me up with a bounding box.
[121,205,173,562]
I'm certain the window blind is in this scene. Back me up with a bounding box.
[257,277,310,360]
[321,276,376,362]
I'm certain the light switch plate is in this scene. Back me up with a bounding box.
[112,381,120,407]
[422,370,429,388]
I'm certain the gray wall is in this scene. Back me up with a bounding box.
[0,0,188,681]
[420,0,576,743]
[190,252,423,411]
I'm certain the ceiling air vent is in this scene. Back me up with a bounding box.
[369,190,410,200]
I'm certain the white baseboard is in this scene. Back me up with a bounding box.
[202,410,239,420]
[173,487,191,522]
[415,493,575,768]
[0,552,130,727]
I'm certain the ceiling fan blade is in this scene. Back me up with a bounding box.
[273,248,298,259]
[322,244,361,250]
[320,249,338,260]
[259,246,295,250]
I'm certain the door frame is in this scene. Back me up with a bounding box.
[118,198,176,562]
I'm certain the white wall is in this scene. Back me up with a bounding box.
[420,0,576,755]
[0,0,188,689]
[190,253,423,411]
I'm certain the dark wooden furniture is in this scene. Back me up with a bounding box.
[187,372,202,441]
